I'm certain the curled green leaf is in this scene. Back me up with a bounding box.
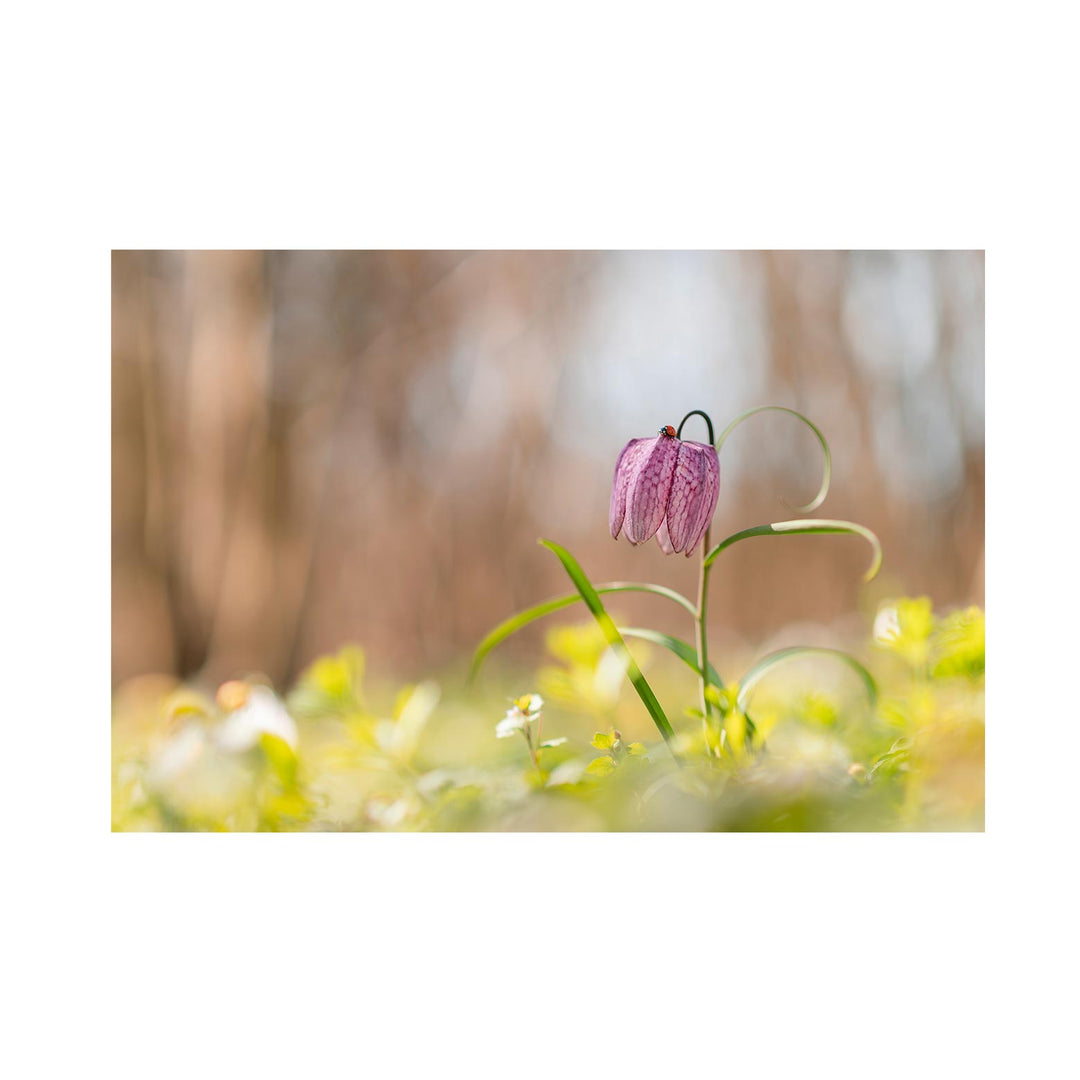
[715,405,832,513]
[703,518,883,582]
[736,647,878,714]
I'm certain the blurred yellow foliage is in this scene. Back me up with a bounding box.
[113,600,984,832]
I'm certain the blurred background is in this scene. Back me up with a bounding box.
[112,250,984,692]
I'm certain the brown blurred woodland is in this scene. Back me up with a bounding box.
[112,251,984,689]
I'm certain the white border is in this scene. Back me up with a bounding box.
[6,1,1076,1076]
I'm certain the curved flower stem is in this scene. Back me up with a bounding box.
[678,409,719,756]
[677,409,715,444]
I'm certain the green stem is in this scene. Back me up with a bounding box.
[523,726,543,778]
[677,408,719,758]
[696,525,714,754]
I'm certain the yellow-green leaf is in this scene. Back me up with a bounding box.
[539,539,680,760]
[259,733,298,789]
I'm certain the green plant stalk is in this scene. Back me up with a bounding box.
[674,409,720,755]
[696,526,716,754]
[522,725,543,778]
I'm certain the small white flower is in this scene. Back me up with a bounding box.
[496,710,530,738]
[495,693,544,738]
[146,723,207,787]
[515,693,543,714]
[216,685,299,752]
[873,605,902,645]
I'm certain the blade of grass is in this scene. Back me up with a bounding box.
[621,626,758,744]
[619,627,724,688]
[736,647,878,713]
[469,580,696,683]
[702,519,883,581]
[716,405,832,513]
[539,539,680,761]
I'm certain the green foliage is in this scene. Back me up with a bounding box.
[933,607,985,678]
[468,580,696,683]
[715,404,833,513]
[537,538,680,756]
[288,644,367,718]
[704,519,883,581]
[537,622,628,715]
[260,732,298,789]
[873,598,985,680]
[737,647,877,712]
[112,597,984,833]
[873,597,935,667]
[618,627,725,688]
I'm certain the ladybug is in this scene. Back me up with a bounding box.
[658,424,677,438]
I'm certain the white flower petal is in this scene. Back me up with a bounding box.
[146,725,207,786]
[873,606,902,644]
[216,686,298,752]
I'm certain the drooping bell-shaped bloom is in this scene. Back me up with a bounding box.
[609,428,720,556]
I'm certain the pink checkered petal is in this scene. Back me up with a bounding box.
[609,438,650,540]
[656,518,675,554]
[683,442,720,556]
[664,441,710,553]
[624,436,679,544]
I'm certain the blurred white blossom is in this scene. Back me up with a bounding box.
[216,685,298,752]
[495,693,543,738]
[873,605,902,645]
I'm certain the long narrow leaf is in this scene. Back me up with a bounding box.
[618,627,724,688]
[703,518,883,581]
[469,581,696,683]
[716,405,832,513]
[737,647,878,713]
[620,627,758,745]
[539,539,680,759]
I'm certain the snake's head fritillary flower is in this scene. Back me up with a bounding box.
[609,425,720,556]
